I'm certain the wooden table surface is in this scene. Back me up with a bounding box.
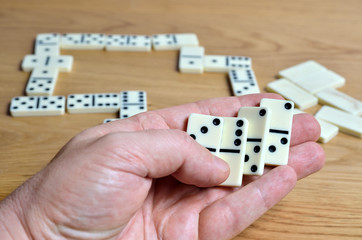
[1,0,361,239]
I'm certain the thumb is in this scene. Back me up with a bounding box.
[100,129,230,187]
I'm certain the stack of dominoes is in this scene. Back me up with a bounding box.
[266,60,362,142]
[187,98,294,187]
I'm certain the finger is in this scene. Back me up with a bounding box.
[243,140,325,186]
[288,141,325,179]
[77,93,283,140]
[95,129,229,187]
[291,113,321,146]
[152,178,234,240]
[199,166,297,240]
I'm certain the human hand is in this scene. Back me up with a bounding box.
[0,93,324,240]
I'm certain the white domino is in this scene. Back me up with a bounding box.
[67,93,120,114]
[103,118,120,123]
[21,55,73,72]
[315,106,362,138]
[105,35,151,52]
[60,33,106,50]
[25,68,59,96]
[238,107,270,175]
[293,108,339,143]
[152,33,199,50]
[266,79,318,110]
[218,117,249,187]
[291,70,345,94]
[186,113,224,154]
[178,46,204,74]
[228,69,260,96]
[293,108,305,115]
[119,91,147,119]
[260,99,294,166]
[34,33,60,56]
[204,55,252,72]
[10,96,65,117]
[316,119,339,143]
[315,88,362,116]
[278,60,327,80]
[278,60,345,93]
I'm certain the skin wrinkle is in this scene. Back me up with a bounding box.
[15,172,53,239]
[198,167,298,240]
[289,142,325,180]
[142,187,155,240]
[7,194,32,238]
[135,111,170,131]
[151,180,199,238]
[57,224,123,240]
[48,168,135,238]
[39,155,131,236]
[95,134,151,178]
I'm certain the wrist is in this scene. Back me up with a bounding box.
[0,190,30,239]
[0,171,57,240]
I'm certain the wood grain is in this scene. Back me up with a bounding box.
[0,0,361,239]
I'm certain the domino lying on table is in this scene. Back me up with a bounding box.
[187,98,294,187]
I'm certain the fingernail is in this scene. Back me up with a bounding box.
[214,156,230,173]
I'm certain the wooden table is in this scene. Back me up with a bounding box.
[1,0,361,239]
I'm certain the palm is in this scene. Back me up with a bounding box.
[30,94,323,240]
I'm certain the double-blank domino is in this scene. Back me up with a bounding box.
[316,119,339,143]
[315,106,362,138]
[278,60,326,80]
[293,109,339,143]
[266,79,318,110]
[10,96,65,117]
[278,60,345,93]
[292,70,345,94]
[315,88,362,116]
[179,46,205,74]
[260,99,294,166]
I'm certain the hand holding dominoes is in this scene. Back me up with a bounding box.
[187,98,294,187]
[1,94,324,240]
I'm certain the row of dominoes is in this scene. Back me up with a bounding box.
[10,91,147,118]
[34,33,199,54]
[187,98,294,187]
[21,33,259,97]
[178,46,260,96]
[14,32,259,121]
[34,33,259,96]
[266,60,362,140]
[21,33,199,96]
